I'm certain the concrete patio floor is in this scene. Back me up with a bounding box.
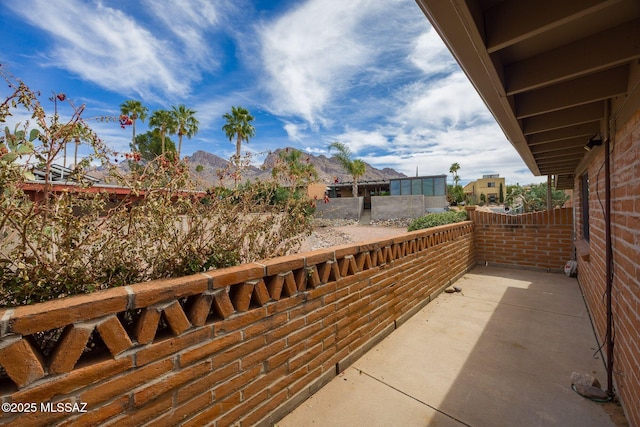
[277,266,626,427]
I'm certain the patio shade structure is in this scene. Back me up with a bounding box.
[415,0,640,189]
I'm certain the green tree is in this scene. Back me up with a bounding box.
[505,183,569,212]
[171,105,199,159]
[148,109,177,156]
[222,106,256,162]
[328,141,366,197]
[132,130,177,162]
[447,184,465,204]
[120,100,148,145]
[499,183,504,203]
[272,148,318,185]
[447,163,464,204]
[449,162,461,186]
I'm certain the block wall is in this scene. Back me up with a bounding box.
[470,207,574,271]
[0,221,475,426]
[314,196,363,220]
[574,108,640,426]
[371,195,425,220]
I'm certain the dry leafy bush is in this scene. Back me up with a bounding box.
[0,68,313,307]
[407,210,468,232]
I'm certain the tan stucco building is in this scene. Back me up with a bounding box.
[463,174,505,203]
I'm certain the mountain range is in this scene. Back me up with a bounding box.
[186,148,406,187]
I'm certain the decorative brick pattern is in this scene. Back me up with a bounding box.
[0,336,45,387]
[49,323,94,374]
[0,221,475,425]
[96,315,133,356]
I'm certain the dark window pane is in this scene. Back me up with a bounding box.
[401,179,411,195]
[390,180,400,195]
[422,178,434,196]
[434,177,446,196]
[412,179,421,195]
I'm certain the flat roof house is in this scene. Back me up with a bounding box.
[415,0,640,424]
[463,174,506,203]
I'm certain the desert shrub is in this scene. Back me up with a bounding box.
[0,68,313,307]
[407,210,468,232]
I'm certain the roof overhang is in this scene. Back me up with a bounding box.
[415,0,640,189]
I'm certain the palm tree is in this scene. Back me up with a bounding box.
[170,105,199,159]
[120,100,148,145]
[449,162,461,186]
[328,141,366,197]
[272,148,318,184]
[222,106,256,163]
[148,109,177,156]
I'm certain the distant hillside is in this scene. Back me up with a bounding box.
[90,148,406,188]
[186,148,406,187]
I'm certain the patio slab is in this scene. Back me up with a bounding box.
[277,266,622,427]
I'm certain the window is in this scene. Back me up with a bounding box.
[412,179,422,195]
[401,179,411,195]
[434,177,446,196]
[422,178,434,196]
[581,174,590,241]
[390,180,400,195]
[487,182,496,188]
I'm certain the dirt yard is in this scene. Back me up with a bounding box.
[297,221,410,253]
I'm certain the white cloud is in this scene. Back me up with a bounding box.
[143,0,222,69]
[396,72,489,130]
[283,122,309,142]
[409,28,457,75]
[258,0,394,127]
[5,0,219,101]
[333,129,390,155]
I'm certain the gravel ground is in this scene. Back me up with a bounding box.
[297,220,410,253]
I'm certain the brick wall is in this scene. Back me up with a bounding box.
[0,221,475,426]
[469,207,574,271]
[574,109,640,426]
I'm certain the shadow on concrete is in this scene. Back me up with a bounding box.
[278,266,625,426]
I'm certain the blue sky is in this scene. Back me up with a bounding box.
[1,0,543,186]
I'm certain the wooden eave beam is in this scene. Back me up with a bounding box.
[505,18,640,95]
[538,151,586,168]
[530,136,588,153]
[515,65,629,118]
[540,167,578,175]
[522,102,604,134]
[485,0,618,53]
[526,122,601,145]
[533,147,586,159]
